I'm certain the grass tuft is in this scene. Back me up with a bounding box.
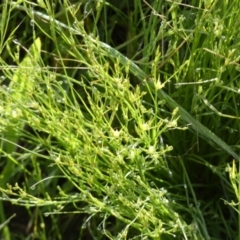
[0,0,240,239]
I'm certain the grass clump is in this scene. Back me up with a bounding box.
[0,0,240,239]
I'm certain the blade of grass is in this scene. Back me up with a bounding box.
[0,214,16,231]
[227,160,240,240]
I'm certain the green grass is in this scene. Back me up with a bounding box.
[0,0,240,239]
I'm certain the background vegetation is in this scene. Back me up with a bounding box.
[0,0,240,239]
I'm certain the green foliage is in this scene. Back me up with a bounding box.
[0,0,240,239]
